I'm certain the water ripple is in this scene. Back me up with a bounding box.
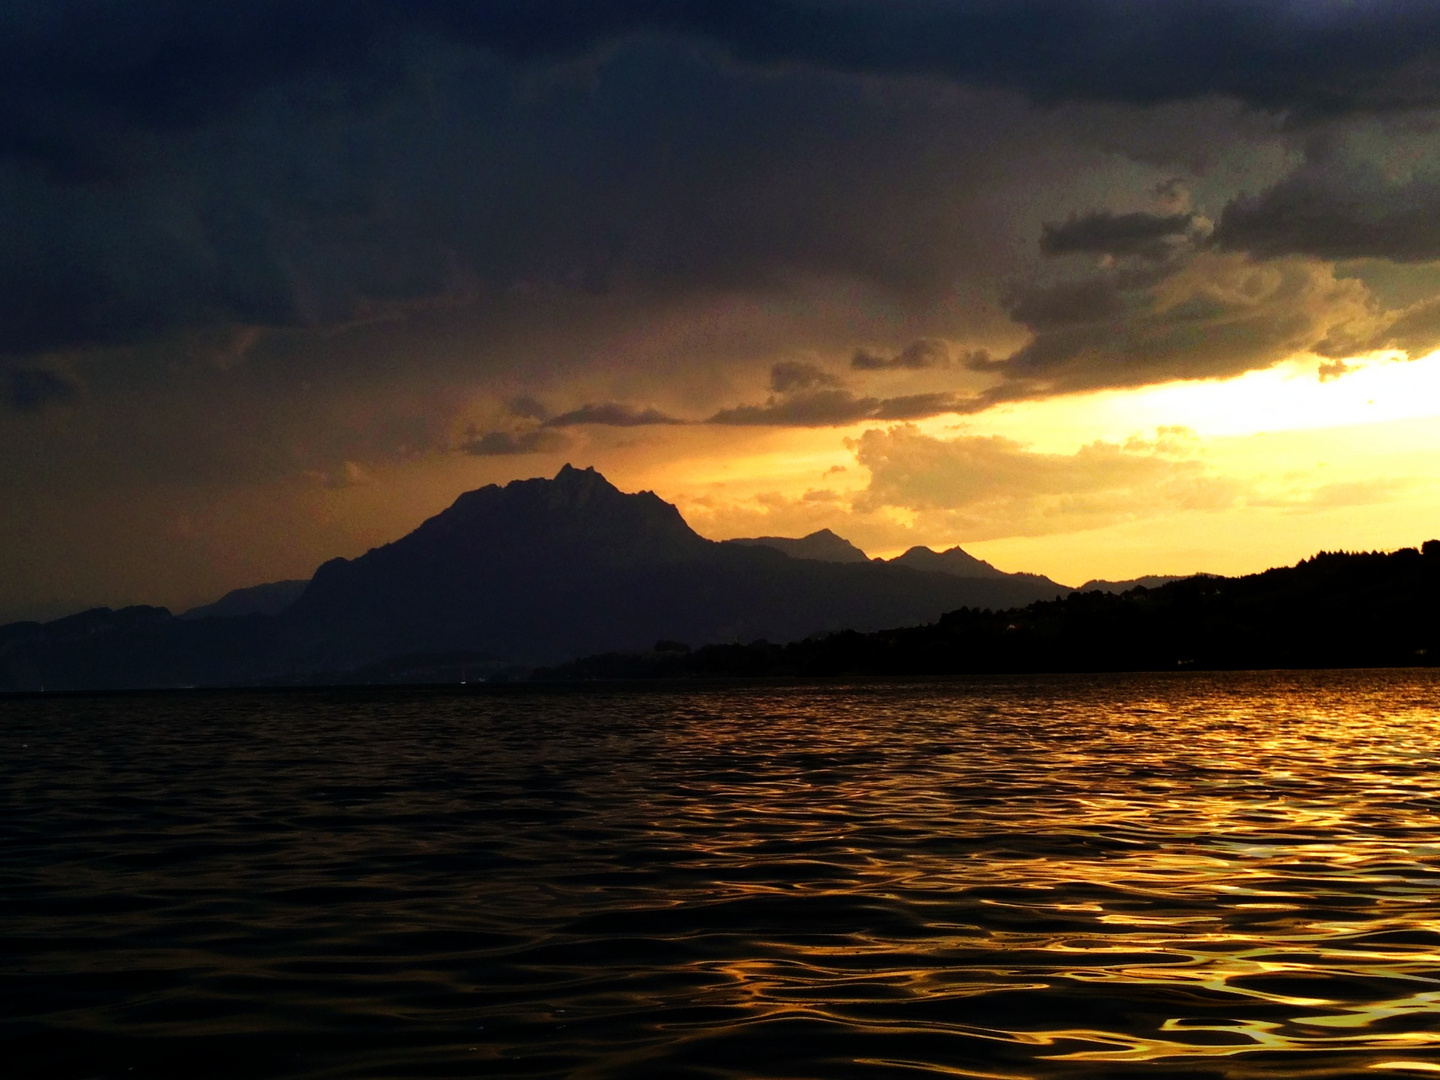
[4,670,1440,1077]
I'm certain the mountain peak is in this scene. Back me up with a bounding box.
[503,462,628,512]
[1076,574,1194,595]
[553,462,602,484]
[306,465,710,594]
[890,545,1006,579]
[725,529,870,564]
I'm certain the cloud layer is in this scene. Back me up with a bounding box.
[10,1,1440,617]
[852,424,1238,538]
[5,2,1440,365]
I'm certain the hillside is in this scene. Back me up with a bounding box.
[539,545,1440,679]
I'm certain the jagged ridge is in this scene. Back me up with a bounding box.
[1,466,1068,688]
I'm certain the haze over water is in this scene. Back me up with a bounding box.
[6,672,1440,1079]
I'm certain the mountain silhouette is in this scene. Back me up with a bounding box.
[539,543,1440,679]
[180,579,309,619]
[730,534,1073,591]
[888,544,1005,578]
[279,465,1068,671]
[725,529,870,563]
[0,465,1073,689]
[6,474,1438,688]
[887,545,1072,598]
[1075,574,1195,594]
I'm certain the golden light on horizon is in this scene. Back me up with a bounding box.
[557,346,1440,588]
[962,348,1440,449]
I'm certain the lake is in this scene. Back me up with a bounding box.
[5,671,1440,1078]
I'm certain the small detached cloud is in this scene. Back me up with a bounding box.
[769,361,843,393]
[456,394,686,456]
[851,338,951,370]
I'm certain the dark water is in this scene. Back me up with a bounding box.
[5,673,1440,1079]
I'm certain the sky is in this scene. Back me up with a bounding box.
[9,0,1440,620]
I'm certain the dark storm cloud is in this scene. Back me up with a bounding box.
[5,1,1440,363]
[1003,275,1136,331]
[850,338,951,371]
[973,253,1375,399]
[4,367,82,412]
[456,400,684,456]
[7,0,1440,174]
[1,25,995,360]
[1216,149,1440,263]
[543,403,685,427]
[1040,211,1195,259]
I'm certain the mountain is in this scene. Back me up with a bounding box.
[280,465,1067,670]
[888,545,1071,596]
[725,529,870,563]
[727,535,1074,597]
[0,466,1073,689]
[180,579,309,619]
[888,544,1005,578]
[9,476,1440,688]
[1075,574,1193,594]
[539,544,1440,679]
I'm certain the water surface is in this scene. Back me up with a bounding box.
[5,671,1440,1078]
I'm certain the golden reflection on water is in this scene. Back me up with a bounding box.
[618,673,1440,1075]
[6,669,1440,1078]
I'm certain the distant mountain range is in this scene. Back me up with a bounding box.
[0,466,1074,690]
[724,529,870,564]
[1075,574,1193,594]
[6,463,1425,689]
[173,530,1173,629]
[540,544,1440,679]
[180,579,309,620]
[723,528,1074,595]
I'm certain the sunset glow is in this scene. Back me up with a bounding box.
[8,2,1440,619]
[14,8,1440,1076]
